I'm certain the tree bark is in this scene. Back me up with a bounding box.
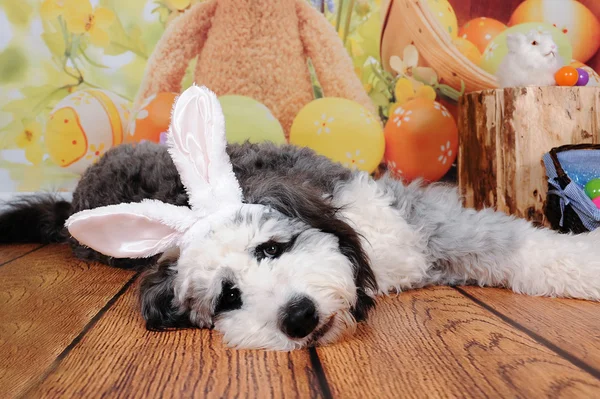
[458,87,600,226]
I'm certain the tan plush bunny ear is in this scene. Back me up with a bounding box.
[166,84,243,214]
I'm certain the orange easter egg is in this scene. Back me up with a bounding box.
[126,92,178,144]
[509,0,600,63]
[458,17,507,54]
[555,66,579,86]
[384,97,458,183]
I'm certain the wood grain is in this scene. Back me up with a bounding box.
[458,87,600,226]
[0,244,135,398]
[0,244,43,265]
[27,279,323,398]
[460,286,600,370]
[316,287,600,398]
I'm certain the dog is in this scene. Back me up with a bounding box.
[1,85,599,351]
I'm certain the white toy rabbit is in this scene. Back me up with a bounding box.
[495,29,565,88]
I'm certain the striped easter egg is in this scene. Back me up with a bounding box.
[45,89,131,175]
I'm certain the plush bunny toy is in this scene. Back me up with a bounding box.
[65,85,257,259]
[495,29,565,88]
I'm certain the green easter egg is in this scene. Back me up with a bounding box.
[480,22,573,75]
[218,95,286,145]
[585,178,600,200]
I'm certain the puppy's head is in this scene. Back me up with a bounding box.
[65,85,377,351]
[139,179,378,350]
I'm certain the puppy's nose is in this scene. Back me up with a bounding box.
[280,296,319,339]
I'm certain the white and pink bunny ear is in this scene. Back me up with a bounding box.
[65,200,196,259]
[167,84,243,214]
[65,84,243,259]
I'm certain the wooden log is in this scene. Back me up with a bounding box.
[457,87,600,226]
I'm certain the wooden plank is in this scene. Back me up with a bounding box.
[317,286,600,398]
[0,244,43,265]
[459,286,600,371]
[27,279,324,398]
[0,245,135,398]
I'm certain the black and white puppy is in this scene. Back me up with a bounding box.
[1,85,599,351]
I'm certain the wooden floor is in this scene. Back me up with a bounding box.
[2,245,600,398]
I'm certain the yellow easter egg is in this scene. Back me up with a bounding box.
[509,0,600,63]
[480,22,573,75]
[289,98,384,173]
[452,37,483,66]
[45,89,131,175]
[425,0,458,38]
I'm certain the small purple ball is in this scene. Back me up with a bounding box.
[576,68,590,86]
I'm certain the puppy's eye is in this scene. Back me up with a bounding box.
[263,243,282,258]
[215,280,242,314]
[531,41,538,45]
[255,241,284,260]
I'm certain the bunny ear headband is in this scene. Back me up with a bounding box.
[65,84,258,259]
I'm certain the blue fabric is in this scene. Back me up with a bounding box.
[543,150,600,231]
[556,149,600,188]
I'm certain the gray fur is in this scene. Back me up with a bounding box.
[3,138,596,347]
[68,141,353,268]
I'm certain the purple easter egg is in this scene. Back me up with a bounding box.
[576,68,590,86]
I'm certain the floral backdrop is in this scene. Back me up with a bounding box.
[1,0,600,193]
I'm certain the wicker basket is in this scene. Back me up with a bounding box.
[380,0,498,93]
[544,144,600,234]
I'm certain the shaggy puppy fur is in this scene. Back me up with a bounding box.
[2,141,600,350]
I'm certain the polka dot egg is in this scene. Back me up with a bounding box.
[425,0,458,38]
[384,97,458,183]
[45,89,131,175]
[126,92,178,144]
[458,17,507,54]
[289,97,384,173]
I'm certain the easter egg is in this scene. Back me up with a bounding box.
[424,0,458,38]
[45,89,131,175]
[289,97,384,173]
[126,92,178,144]
[585,178,600,199]
[508,0,600,63]
[570,60,600,87]
[576,68,590,86]
[384,97,458,183]
[218,95,286,145]
[593,197,600,209]
[458,17,507,54]
[555,66,579,86]
[480,22,572,75]
[452,37,482,66]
